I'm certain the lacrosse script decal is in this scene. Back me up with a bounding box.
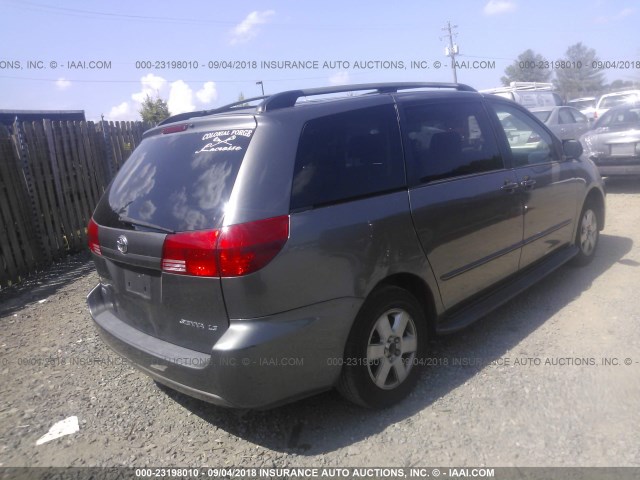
[195,129,254,153]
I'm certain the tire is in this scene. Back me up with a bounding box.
[337,286,427,408]
[571,201,599,266]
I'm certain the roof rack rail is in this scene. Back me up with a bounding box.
[157,95,269,126]
[257,82,476,112]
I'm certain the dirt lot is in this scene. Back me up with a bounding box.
[1,178,639,468]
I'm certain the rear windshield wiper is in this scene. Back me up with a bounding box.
[118,215,175,234]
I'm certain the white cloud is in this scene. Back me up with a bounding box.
[168,80,195,115]
[196,82,218,104]
[108,102,133,121]
[328,71,350,86]
[483,0,516,15]
[107,75,212,120]
[131,73,167,103]
[230,10,275,45]
[595,7,635,23]
[56,77,71,90]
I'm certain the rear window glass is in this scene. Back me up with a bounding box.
[532,110,551,122]
[290,104,405,210]
[600,93,640,109]
[103,128,253,231]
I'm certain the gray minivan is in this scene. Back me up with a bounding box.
[87,83,605,409]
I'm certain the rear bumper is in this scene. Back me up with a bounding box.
[87,284,360,409]
[593,158,640,176]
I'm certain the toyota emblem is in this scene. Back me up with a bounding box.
[116,235,128,254]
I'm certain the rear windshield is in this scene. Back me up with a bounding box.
[600,94,640,109]
[98,128,253,232]
[568,99,595,110]
[532,110,551,122]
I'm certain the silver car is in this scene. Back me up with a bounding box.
[530,106,591,141]
[580,104,640,176]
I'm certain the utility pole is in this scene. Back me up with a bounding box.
[441,21,459,83]
[256,81,265,96]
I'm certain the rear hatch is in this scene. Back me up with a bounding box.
[90,117,257,353]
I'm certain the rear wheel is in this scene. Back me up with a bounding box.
[571,202,599,266]
[337,286,426,408]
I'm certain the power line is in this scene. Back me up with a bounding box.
[1,0,475,31]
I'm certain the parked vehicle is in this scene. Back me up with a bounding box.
[580,103,640,176]
[595,90,640,119]
[87,82,605,409]
[567,97,597,121]
[530,106,591,140]
[480,82,563,109]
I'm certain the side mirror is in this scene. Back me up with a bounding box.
[563,139,583,159]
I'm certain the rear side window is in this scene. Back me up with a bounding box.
[101,128,253,232]
[403,101,503,183]
[290,104,405,211]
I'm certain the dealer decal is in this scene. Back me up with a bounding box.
[195,129,253,154]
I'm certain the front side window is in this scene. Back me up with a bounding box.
[490,103,557,166]
[403,101,503,183]
[290,104,405,210]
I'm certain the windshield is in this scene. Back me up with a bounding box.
[97,128,254,232]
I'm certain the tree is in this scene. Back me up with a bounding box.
[554,42,605,100]
[139,95,170,125]
[501,49,552,86]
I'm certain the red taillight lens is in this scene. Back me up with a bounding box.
[88,218,101,255]
[160,215,289,278]
[218,216,289,277]
[162,230,220,276]
[161,124,188,134]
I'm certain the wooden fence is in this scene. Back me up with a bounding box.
[0,120,151,288]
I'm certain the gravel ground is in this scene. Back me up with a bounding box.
[1,178,639,468]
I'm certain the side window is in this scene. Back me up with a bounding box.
[570,109,588,124]
[403,101,503,183]
[558,108,575,124]
[290,104,405,211]
[490,103,557,166]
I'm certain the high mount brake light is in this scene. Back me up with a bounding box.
[161,124,188,134]
[161,216,289,277]
[88,218,102,256]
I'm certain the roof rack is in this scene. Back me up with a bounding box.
[257,82,476,112]
[480,82,554,94]
[157,95,269,126]
[157,82,477,125]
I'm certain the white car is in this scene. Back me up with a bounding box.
[595,90,640,119]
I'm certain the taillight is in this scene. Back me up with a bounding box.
[528,132,541,143]
[218,216,290,277]
[162,230,220,276]
[88,218,101,255]
[161,215,289,277]
[161,124,188,134]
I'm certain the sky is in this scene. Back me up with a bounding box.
[0,0,638,121]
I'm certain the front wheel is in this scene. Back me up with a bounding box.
[337,286,427,408]
[571,202,599,266]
